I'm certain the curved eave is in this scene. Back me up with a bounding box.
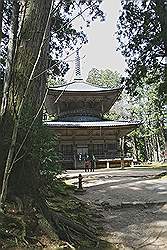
[48,89,123,95]
[48,81,123,94]
[44,120,141,128]
[44,120,141,137]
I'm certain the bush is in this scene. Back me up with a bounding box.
[30,124,63,174]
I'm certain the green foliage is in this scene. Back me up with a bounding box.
[86,68,131,120]
[18,109,62,174]
[87,68,132,120]
[51,178,74,196]
[117,0,167,98]
[128,81,165,161]
[31,124,62,174]
[87,68,121,88]
[17,104,61,174]
[48,76,66,87]
[117,0,167,160]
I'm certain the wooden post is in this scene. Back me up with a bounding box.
[78,174,83,189]
[107,161,110,168]
[74,153,77,169]
[120,137,125,169]
[73,139,77,169]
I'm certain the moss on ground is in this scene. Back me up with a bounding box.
[0,179,118,249]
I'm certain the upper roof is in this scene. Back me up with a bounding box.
[46,49,123,117]
[49,48,122,93]
[46,83,123,117]
[49,79,121,93]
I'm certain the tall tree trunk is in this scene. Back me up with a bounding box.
[0,0,20,191]
[155,134,161,161]
[144,137,149,161]
[155,0,167,161]
[0,0,52,204]
[0,0,19,119]
[149,134,155,162]
[0,0,4,44]
[154,0,167,95]
[132,135,139,161]
[152,134,158,161]
[155,0,167,54]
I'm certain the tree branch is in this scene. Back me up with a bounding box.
[32,45,82,81]
[31,0,98,80]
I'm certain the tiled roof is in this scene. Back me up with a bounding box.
[49,80,122,92]
[59,116,101,122]
[44,120,141,128]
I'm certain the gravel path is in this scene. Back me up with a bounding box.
[65,168,167,249]
[99,204,167,250]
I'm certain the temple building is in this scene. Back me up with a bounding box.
[45,50,140,169]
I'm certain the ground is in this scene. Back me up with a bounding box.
[62,167,167,250]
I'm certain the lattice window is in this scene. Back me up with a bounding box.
[60,145,73,159]
[93,144,104,156]
[106,143,119,158]
[107,143,117,151]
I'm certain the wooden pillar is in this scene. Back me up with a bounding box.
[57,104,60,116]
[104,138,107,158]
[120,136,125,169]
[74,156,77,169]
[72,134,77,169]
[115,131,119,158]
[99,126,102,136]
[107,161,110,168]
[74,149,77,169]
[102,102,104,113]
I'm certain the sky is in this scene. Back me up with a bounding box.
[64,0,127,81]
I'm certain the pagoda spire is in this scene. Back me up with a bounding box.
[74,48,83,80]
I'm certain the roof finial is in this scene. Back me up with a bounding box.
[74,48,83,81]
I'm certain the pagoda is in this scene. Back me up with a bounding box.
[45,50,140,169]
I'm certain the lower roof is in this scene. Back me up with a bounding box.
[44,120,141,128]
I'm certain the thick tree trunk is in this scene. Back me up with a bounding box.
[0,0,52,202]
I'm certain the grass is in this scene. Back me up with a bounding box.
[141,162,167,169]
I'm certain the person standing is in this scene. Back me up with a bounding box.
[90,154,96,172]
[84,158,91,172]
